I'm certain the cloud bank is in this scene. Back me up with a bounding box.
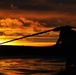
[0,16,76,37]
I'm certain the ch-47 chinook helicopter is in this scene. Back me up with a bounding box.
[0,25,76,52]
[0,25,76,69]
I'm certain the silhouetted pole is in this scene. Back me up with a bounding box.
[0,29,53,45]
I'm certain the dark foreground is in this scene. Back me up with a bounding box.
[0,45,76,75]
[0,45,66,75]
[0,45,67,58]
[57,67,76,75]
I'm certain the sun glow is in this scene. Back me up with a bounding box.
[0,36,56,46]
[3,41,56,47]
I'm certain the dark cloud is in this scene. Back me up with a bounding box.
[0,0,76,22]
[0,0,76,11]
[47,0,76,4]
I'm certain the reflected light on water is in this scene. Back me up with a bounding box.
[0,58,66,75]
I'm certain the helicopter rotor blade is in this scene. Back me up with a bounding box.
[1,25,76,45]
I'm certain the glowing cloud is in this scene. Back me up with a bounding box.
[0,18,53,36]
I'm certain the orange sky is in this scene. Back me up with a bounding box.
[0,9,76,46]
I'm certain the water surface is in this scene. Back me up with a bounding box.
[0,58,66,75]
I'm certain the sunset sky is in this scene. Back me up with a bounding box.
[0,0,76,46]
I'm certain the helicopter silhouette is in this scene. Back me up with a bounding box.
[0,25,76,69]
[53,26,76,69]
